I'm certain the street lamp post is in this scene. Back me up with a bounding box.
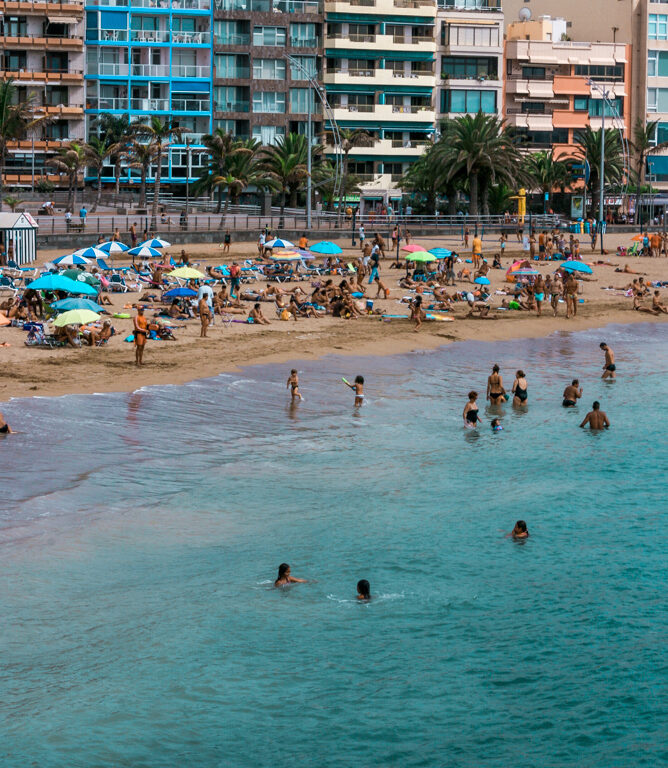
[185,140,191,223]
[307,104,312,230]
[599,95,606,255]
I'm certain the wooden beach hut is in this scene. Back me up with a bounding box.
[0,212,39,266]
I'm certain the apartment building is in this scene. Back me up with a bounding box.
[322,0,437,198]
[0,0,85,187]
[644,1,668,184]
[504,19,632,160]
[213,0,324,145]
[436,0,504,124]
[84,0,213,189]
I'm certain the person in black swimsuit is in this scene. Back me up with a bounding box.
[562,379,583,407]
[463,391,480,426]
[487,364,506,405]
[512,370,528,406]
[0,411,12,433]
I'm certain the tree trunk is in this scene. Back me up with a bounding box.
[0,153,4,212]
[221,188,230,228]
[115,161,120,197]
[447,184,457,215]
[92,168,102,213]
[337,154,350,226]
[216,185,223,214]
[469,174,479,216]
[634,158,643,225]
[480,176,490,216]
[139,168,147,208]
[152,143,162,220]
[67,175,75,210]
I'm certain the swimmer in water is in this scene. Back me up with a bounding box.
[511,370,528,407]
[600,342,616,380]
[463,391,480,427]
[357,579,371,600]
[274,563,307,587]
[345,375,364,407]
[0,411,12,434]
[491,418,503,431]
[287,368,302,402]
[562,379,583,407]
[580,401,610,430]
[511,520,529,539]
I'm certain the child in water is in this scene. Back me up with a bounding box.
[491,418,503,431]
[345,375,364,407]
[357,579,371,600]
[287,369,302,402]
[511,520,529,539]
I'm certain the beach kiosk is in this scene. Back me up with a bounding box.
[0,212,38,266]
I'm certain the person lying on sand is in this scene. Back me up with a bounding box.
[633,295,660,315]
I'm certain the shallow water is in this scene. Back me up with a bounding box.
[1,323,667,768]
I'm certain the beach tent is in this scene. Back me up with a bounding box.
[0,212,38,266]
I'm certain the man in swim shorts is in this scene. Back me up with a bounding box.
[600,342,616,380]
[562,379,583,407]
[580,401,610,430]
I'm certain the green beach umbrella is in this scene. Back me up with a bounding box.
[52,309,101,327]
[61,269,101,286]
[404,251,437,263]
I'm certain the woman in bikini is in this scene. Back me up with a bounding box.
[274,563,307,587]
[512,370,528,407]
[486,364,506,405]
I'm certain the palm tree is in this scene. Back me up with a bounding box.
[46,141,86,210]
[523,149,573,211]
[3,196,24,212]
[127,140,158,209]
[260,133,317,218]
[194,130,255,213]
[94,114,132,197]
[0,80,45,211]
[573,126,625,217]
[85,136,113,212]
[630,119,668,224]
[338,128,373,221]
[132,117,184,219]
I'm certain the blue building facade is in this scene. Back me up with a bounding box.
[84,0,213,188]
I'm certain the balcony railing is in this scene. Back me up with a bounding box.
[391,105,431,113]
[92,0,211,7]
[393,0,432,6]
[97,29,128,41]
[392,70,432,78]
[393,35,433,44]
[390,139,429,147]
[87,63,129,76]
[215,101,250,112]
[335,104,374,112]
[129,30,170,43]
[214,0,320,11]
[290,36,318,47]
[131,64,170,77]
[130,97,170,110]
[214,34,250,45]
[172,64,209,77]
[173,30,210,43]
[86,97,129,110]
[329,32,375,43]
[215,67,250,78]
[437,0,501,9]
[348,0,375,6]
[172,98,210,111]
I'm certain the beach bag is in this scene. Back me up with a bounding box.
[279,309,290,321]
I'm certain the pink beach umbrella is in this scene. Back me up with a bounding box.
[402,244,426,253]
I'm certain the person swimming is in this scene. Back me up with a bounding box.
[463,391,480,427]
[512,370,528,406]
[0,411,12,434]
[562,379,583,407]
[511,520,529,539]
[357,579,371,600]
[274,563,307,587]
[491,418,503,431]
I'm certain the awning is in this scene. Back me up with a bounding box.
[48,16,79,24]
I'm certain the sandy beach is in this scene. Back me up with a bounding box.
[2,232,666,402]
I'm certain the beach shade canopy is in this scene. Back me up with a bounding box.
[293,248,315,259]
[164,287,197,298]
[428,247,452,258]
[401,244,426,253]
[309,240,342,255]
[98,241,129,254]
[507,259,531,273]
[26,274,98,295]
[474,276,490,285]
[51,253,91,266]
[560,260,593,274]
[168,266,206,279]
[630,234,645,242]
[268,252,303,262]
[128,245,162,259]
[61,269,101,286]
[52,308,101,327]
[405,251,437,262]
[50,298,105,313]
[139,238,171,249]
[264,238,294,249]
[511,268,541,276]
[71,247,109,260]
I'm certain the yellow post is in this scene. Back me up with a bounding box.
[518,188,526,224]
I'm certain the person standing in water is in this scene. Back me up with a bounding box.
[274,563,307,587]
[600,342,616,380]
[511,370,528,406]
[486,364,506,405]
[357,580,371,600]
[580,401,610,430]
[345,375,364,407]
[287,369,302,402]
[0,411,13,434]
[562,379,583,407]
[463,391,480,427]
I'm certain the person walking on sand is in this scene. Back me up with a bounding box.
[198,295,211,337]
[472,233,482,269]
[133,306,148,366]
[410,295,425,332]
[130,222,137,248]
[223,229,231,255]
[562,379,583,407]
[534,273,545,317]
[600,342,616,379]
[580,401,610,430]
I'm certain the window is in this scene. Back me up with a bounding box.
[215,54,249,79]
[290,88,312,113]
[46,86,68,107]
[521,102,545,114]
[252,91,286,113]
[441,56,497,79]
[290,22,317,47]
[648,51,668,78]
[252,58,286,80]
[522,66,546,80]
[442,23,500,48]
[252,125,285,145]
[574,96,588,111]
[442,89,496,113]
[588,96,623,117]
[214,20,249,45]
[252,26,286,46]
[214,86,249,112]
[574,64,624,80]
[649,14,668,40]
[655,122,668,144]
[290,56,316,81]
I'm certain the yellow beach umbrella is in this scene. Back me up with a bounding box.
[53,309,101,326]
[168,266,206,279]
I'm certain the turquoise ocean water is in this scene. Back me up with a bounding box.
[1,323,666,767]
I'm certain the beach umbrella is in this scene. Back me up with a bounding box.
[293,248,315,260]
[264,238,294,249]
[128,245,162,259]
[139,238,171,249]
[560,260,593,275]
[401,244,426,253]
[50,298,105,313]
[52,309,101,327]
[310,241,342,255]
[61,269,101,286]
[98,241,129,254]
[428,247,452,258]
[168,266,206,279]
[51,254,91,266]
[164,287,197,298]
[404,251,436,262]
[26,274,98,295]
[71,247,108,260]
[268,253,302,262]
[474,276,490,285]
[630,234,645,242]
[511,268,541,276]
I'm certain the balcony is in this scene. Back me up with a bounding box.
[289,36,319,47]
[172,97,210,112]
[130,97,170,111]
[505,111,554,131]
[37,104,84,117]
[333,103,434,122]
[172,64,209,78]
[0,34,83,49]
[505,78,554,99]
[215,67,250,79]
[86,62,129,76]
[326,31,436,51]
[437,0,501,9]
[214,0,320,11]
[173,30,210,44]
[131,64,170,77]
[91,0,211,7]
[0,69,84,83]
[326,0,435,16]
[0,1,84,12]
[325,68,434,87]
[330,138,428,156]
[214,101,250,113]
[129,30,170,43]
[214,33,250,45]
[86,97,128,110]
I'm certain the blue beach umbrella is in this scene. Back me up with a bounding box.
[474,276,490,285]
[310,241,343,255]
[128,245,162,258]
[98,241,129,254]
[71,247,109,260]
[51,254,91,266]
[429,247,452,258]
[264,238,294,249]
[26,274,98,295]
[560,260,593,275]
[139,238,171,249]
[50,298,105,313]
[164,287,197,298]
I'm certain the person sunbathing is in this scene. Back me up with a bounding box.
[632,295,660,315]
[165,300,189,319]
[652,290,668,314]
[289,295,322,319]
[458,267,472,282]
[206,265,227,281]
[466,304,493,319]
[249,303,270,324]
[54,324,80,347]
[82,319,113,346]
